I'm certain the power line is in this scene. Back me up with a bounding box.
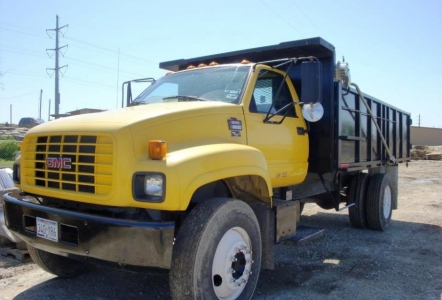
[0,26,48,39]
[64,35,157,65]
[257,0,302,36]
[2,70,49,78]
[1,22,157,66]
[289,0,324,36]
[0,48,49,60]
[63,55,145,77]
[68,43,156,67]
[0,21,40,32]
[0,45,145,77]
[0,91,39,100]
[3,69,119,92]
[61,76,115,90]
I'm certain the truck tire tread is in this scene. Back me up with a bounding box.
[348,173,369,229]
[27,244,92,278]
[365,173,393,231]
[169,198,262,300]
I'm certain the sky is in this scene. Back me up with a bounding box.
[1,0,442,127]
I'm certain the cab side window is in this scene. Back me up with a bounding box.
[249,70,296,117]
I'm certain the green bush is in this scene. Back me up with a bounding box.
[0,136,20,161]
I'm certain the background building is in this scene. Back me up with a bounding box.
[411,126,442,146]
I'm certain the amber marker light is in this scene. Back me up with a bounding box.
[165,71,174,75]
[149,140,167,160]
[240,59,250,64]
[187,65,196,69]
[209,61,219,66]
[197,63,207,68]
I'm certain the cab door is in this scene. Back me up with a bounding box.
[243,66,309,187]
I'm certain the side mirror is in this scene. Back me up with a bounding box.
[301,61,322,104]
[121,78,156,107]
[301,61,323,122]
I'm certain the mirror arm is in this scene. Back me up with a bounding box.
[263,61,296,123]
[263,102,295,124]
[126,82,132,107]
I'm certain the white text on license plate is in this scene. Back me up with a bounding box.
[36,217,58,242]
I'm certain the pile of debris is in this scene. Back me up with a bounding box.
[0,126,28,141]
[411,145,442,160]
[0,168,21,246]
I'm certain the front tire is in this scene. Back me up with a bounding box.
[366,173,394,231]
[170,198,262,300]
[27,244,92,277]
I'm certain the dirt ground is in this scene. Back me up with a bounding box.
[1,160,441,299]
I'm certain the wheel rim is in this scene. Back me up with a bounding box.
[212,226,253,299]
[383,185,392,219]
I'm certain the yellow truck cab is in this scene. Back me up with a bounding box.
[3,37,411,299]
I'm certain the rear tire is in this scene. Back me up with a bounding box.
[170,198,262,300]
[27,244,92,277]
[348,173,370,228]
[366,173,394,231]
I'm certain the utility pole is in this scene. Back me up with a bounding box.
[116,48,120,109]
[46,15,68,119]
[48,99,51,121]
[418,114,422,127]
[39,89,43,119]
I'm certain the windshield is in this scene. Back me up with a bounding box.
[131,65,251,105]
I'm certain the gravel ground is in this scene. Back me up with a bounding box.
[1,160,441,299]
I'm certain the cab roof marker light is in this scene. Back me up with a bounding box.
[197,63,207,68]
[209,61,219,66]
[241,59,250,64]
[187,65,196,70]
[165,71,174,75]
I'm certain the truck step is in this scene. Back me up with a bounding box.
[288,225,324,244]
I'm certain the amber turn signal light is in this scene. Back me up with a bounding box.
[149,140,167,160]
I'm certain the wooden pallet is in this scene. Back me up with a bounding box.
[0,246,31,262]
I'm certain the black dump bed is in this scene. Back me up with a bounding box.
[160,37,411,174]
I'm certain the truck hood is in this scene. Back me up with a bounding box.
[28,102,242,134]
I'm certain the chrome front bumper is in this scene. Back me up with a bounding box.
[3,190,175,268]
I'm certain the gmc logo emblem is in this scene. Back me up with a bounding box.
[46,157,72,169]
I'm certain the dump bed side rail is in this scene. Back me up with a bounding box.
[336,83,411,172]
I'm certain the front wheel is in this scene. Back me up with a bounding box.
[170,198,262,300]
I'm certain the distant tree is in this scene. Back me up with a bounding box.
[0,136,20,160]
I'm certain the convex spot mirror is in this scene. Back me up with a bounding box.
[302,103,324,122]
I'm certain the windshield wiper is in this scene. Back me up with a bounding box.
[163,95,209,102]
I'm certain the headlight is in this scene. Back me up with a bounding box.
[133,172,165,202]
[144,174,164,196]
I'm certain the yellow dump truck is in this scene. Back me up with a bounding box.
[3,37,411,299]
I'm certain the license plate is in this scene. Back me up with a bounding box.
[36,217,58,242]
